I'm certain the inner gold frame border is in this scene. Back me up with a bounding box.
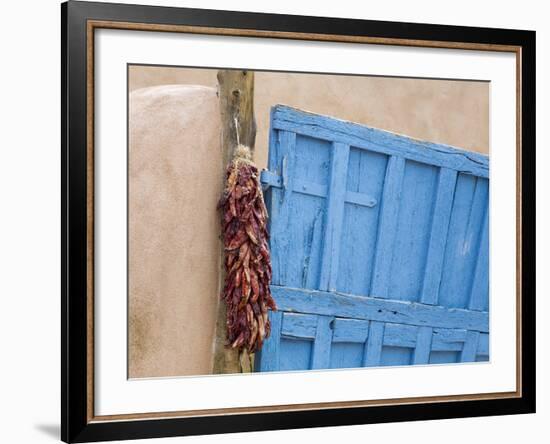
[86,19,523,424]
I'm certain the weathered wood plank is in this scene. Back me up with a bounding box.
[363,322,385,366]
[274,118,489,178]
[431,341,463,352]
[421,168,458,305]
[273,105,489,166]
[371,156,405,298]
[337,150,387,296]
[413,327,433,364]
[460,330,480,362]
[431,328,488,354]
[271,286,489,332]
[272,105,489,177]
[269,131,297,286]
[267,108,280,172]
[332,318,370,343]
[383,323,417,348]
[311,316,334,369]
[281,312,317,339]
[478,333,489,356]
[469,208,489,311]
[257,311,283,371]
[439,176,489,309]
[389,161,439,301]
[319,142,350,292]
[431,327,468,351]
[462,180,489,306]
[217,70,257,161]
[213,70,256,375]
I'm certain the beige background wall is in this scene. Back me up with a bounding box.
[128,85,223,378]
[128,65,489,378]
[129,66,490,166]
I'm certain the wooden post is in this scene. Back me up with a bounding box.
[212,70,257,374]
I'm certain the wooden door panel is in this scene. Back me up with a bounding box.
[257,105,490,372]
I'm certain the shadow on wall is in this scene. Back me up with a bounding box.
[34,424,59,440]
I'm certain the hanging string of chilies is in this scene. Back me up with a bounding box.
[218,117,277,352]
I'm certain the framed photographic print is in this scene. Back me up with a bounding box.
[61,1,536,442]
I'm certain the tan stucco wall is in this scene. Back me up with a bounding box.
[128,66,489,378]
[128,85,222,378]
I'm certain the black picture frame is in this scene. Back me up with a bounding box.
[62,1,536,442]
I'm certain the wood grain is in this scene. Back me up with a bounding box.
[212,70,257,374]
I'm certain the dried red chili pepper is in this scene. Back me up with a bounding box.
[218,145,277,353]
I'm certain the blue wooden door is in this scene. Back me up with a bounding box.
[256,105,489,372]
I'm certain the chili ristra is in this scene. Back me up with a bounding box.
[218,144,277,352]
